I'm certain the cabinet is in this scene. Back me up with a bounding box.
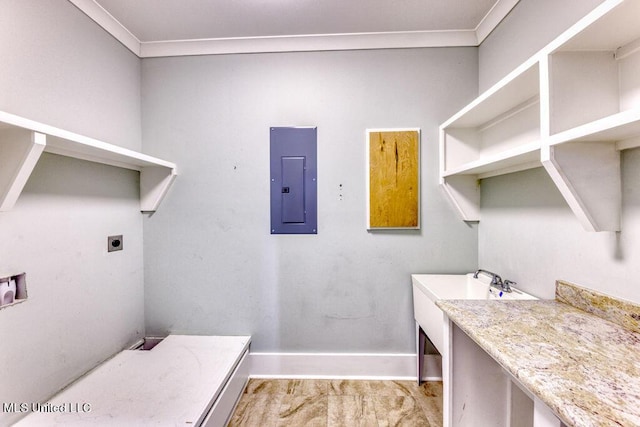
[440,0,640,231]
[443,318,561,427]
[0,110,176,213]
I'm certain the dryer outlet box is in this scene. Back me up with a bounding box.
[108,235,123,252]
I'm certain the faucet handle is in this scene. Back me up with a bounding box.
[503,280,516,292]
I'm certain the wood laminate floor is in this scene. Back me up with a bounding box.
[228,379,443,427]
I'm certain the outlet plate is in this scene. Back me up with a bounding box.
[108,235,123,252]
[0,272,27,309]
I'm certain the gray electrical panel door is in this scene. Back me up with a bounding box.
[270,127,317,234]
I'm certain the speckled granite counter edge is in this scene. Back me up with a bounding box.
[435,300,574,426]
[556,280,640,334]
[437,283,640,427]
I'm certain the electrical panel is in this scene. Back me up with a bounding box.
[270,127,317,234]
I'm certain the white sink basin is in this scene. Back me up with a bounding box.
[411,273,536,355]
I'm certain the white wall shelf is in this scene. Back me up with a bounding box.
[440,0,640,231]
[439,57,542,221]
[547,109,640,147]
[0,111,176,213]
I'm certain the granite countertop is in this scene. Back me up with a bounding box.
[436,281,640,427]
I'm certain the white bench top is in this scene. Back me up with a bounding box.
[16,335,251,426]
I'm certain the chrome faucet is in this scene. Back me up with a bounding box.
[473,269,513,293]
[473,269,502,286]
[503,280,516,293]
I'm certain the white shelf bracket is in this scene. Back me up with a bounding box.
[0,129,46,211]
[440,175,481,222]
[542,141,621,232]
[0,110,177,213]
[140,165,177,213]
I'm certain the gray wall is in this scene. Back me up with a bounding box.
[477,0,640,303]
[0,1,144,424]
[141,48,479,353]
[479,154,640,302]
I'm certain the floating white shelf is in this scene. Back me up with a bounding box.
[0,111,177,213]
[440,0,640,231]
[439,57,542,222]
[442,141,541,179]
[548,109,640,147]
[441,58,540,131]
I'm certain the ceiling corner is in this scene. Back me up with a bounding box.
[68,0,141,56]
[475,0,520,44]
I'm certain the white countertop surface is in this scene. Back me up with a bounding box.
[16,335,251,426]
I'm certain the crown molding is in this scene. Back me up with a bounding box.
[140,30,478,57]
[68,0,141,55]
[69,0,519,58]
[475,0,520,43]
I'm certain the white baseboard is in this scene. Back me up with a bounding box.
[248,352,442,381]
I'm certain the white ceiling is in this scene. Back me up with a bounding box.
[69,0,520,57]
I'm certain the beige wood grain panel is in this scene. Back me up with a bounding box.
[368,130,419,228]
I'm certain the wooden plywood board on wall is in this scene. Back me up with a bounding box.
[367,129,420,229]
